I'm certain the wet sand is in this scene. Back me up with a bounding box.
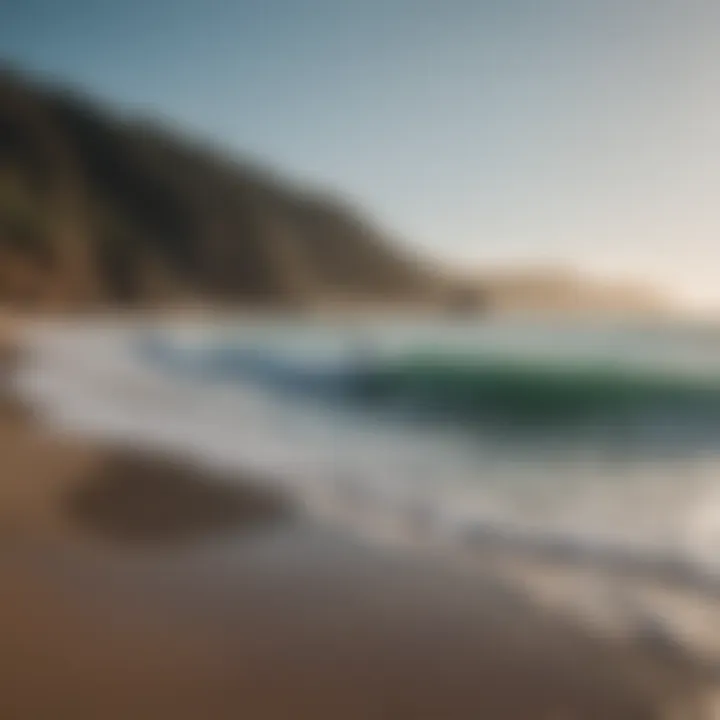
[0,330,715,718]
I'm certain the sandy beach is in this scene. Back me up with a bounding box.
[0,324,717,719]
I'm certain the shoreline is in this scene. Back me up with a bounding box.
[17,315,720,660]
[2,318,720,717]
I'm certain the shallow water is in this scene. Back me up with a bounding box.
[131,317,720,574]
[14,315,720,663]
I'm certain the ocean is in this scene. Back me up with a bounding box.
[15,314,720,660]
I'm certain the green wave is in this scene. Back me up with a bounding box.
[356,351,720,424]
[139,334,720,428]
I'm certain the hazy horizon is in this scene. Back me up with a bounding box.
[3,1,720,310]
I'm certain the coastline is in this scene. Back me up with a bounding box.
[1,319,718,718]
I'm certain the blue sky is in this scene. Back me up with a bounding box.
[3,0,720,306]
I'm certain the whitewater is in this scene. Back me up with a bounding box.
[13,314,720,664]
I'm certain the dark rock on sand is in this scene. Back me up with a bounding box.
[67,451,291,545]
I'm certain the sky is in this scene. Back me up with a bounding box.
[3,0,720,307]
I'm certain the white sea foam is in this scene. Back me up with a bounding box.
[13,316,720,664]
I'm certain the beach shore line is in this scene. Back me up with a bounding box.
[1,319,718,718]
